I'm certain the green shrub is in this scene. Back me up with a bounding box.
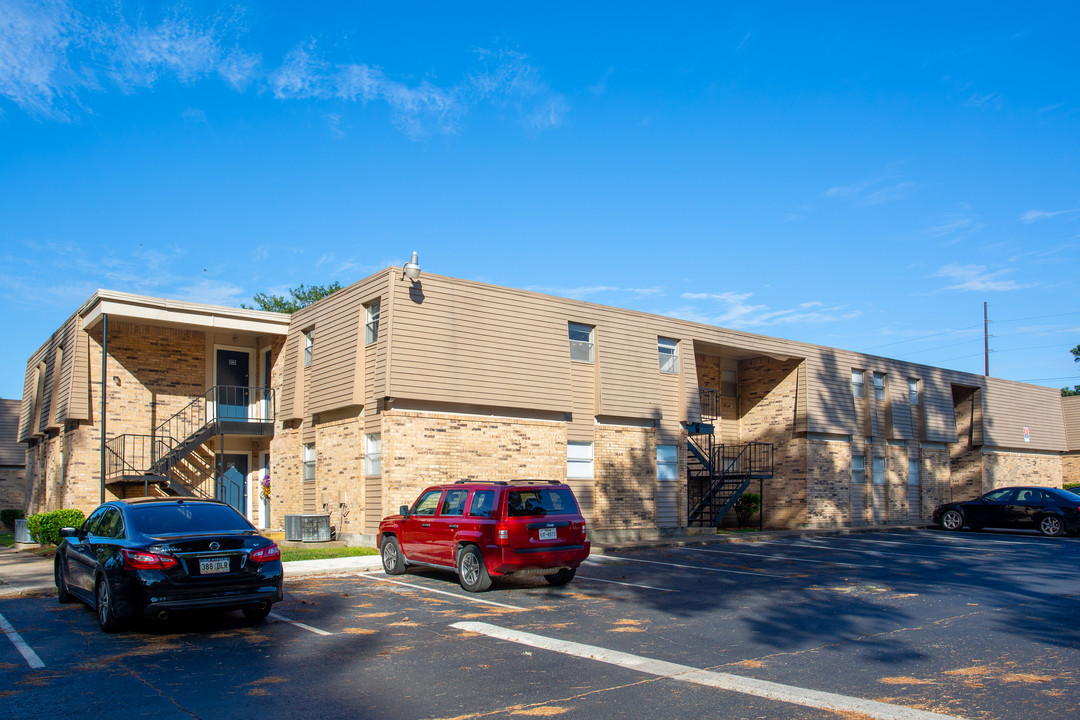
[25,508,85,546]
[734,492,761,527]
[0,508,24,529]
[1065,482,1080,491]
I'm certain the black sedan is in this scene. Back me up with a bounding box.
[55,497,283,632]
[933,486,1080,537]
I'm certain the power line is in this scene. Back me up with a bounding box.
[861,310,1080,355]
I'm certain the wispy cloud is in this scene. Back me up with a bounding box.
[1020,208,1077,224]
[824,168,915,208]
[932,263,1026,292]
[0,2,566,138]
[674,291,861,328]
[922,210,985,242]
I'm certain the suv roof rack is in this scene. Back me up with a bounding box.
[451,479,563,486]
[454,480,508,485]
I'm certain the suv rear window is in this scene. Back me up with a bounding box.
[127,503,254,535]
[506,488,579,517]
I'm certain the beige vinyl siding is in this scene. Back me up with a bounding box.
[593,321,661,418]
[68,325,90,421]
[681,340,701,423]
[1063,395,1080,451]
[981,377,1066,451]
[18,313,85,441]
[657,372,682,444]
[568,362,596,442]
[363,477,382,534]
[0,399,23,466]
[278,332,302,421]
[794,361,809,434]
[388,274,573,413]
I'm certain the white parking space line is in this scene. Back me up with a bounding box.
[676,546,884,569]
[576,575,677,592]
[826,536,1004,552]
[754,540,945,562]
[0,612,45,669]
[452,621,965,720]
[911,531,1073,548]
[586,554,788,578]
[361,574,528,611]
[268,613,333,636]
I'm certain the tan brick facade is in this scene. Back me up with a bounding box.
[593,424,658,532]
[0,465,26,513]
[806,439,852,527]
[982,451,1062,490]
[1063,453,1080,486]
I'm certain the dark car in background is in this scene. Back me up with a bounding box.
[933,486,1080,537]
[55,497,283,632]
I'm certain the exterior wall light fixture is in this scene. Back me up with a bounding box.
[402,251,421,281]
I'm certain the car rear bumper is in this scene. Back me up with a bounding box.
[140,587,283,617]
[488,542,590,575]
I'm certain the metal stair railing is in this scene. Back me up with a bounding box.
[104,434,155,481]
[151,385,274,469]
[687,441,774,527]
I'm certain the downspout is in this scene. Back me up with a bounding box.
[100,313,107,505]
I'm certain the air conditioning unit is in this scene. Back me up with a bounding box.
[14,519,32,544]
[284,514,332,543]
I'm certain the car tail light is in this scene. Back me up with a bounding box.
[122,548,178,570]
[495,522,509,546]
[250,543,281,563]
[581,522,587,541]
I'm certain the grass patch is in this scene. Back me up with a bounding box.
[0,533,13,548]
[280,545,378,563]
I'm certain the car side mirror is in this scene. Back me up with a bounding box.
[979,497,988,504]
[399,505,410,518]
[59,527,79,539]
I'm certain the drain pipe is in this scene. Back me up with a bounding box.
[100,313,108,505]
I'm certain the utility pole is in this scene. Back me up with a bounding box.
[984,301,989,377]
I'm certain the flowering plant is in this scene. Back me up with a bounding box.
[261,475,271,499]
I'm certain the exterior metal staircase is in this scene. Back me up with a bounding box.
[104,385,273,500]
[686,388,774,528]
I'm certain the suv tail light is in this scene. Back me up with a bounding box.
[250,543,281,563]
[495,521,509,546]
[581,522,587,541]
[122,548,178,570]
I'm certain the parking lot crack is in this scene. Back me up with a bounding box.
[120,663,201,719]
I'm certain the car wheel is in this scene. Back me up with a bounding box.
[544,568,576,586]
[381,536,406,575]
[939,509,964,531]
[55,559,74,604]
[95,577,121,633]
[457,545,492,592]
[1038,515,1064,537]
[242,603,273,621]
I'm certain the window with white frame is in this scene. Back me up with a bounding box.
[364,434,382,476]
[851,454,865,483]
[365,301,380,345]
[908,379,920,405]
[303,329,314,366]
[851,370,865,398]
[873,372,886,402]
[873,456,886,484]
[657,445,679,480]
[658,337,679,374]
[721,368,737,398]
[908,458,920,486]
[566,441,594,479]
[303,444,316,482]
[568,322,594,362]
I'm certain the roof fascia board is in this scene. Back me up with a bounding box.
[79,290,291,336]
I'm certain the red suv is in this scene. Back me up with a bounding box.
[378,480,590,592]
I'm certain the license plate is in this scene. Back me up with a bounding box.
[200,557,230,574]
[539,528,557,541]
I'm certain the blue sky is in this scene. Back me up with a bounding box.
[2,1,1079,400]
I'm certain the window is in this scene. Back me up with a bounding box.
[303,444,316,482]
[908,379,920,405]
[567,441,594,479]
[440,489,469,516]
[364,434,382,476]
[908,458,920,486]
[568,322,594,362]
[873,372,886,401]
[657,445,679,481]
[852,454,865,483]
[721,368,737,398]
[469,490,496,518]
[658,337,679,374]
[851,370,865,398]
[507,488,579,517]
[412,490,441,516]
[365,301,380,345]
[303,329,314,366]
[873,456,886,485]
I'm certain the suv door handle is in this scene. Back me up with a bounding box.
[422,523,431,527]
[448,524,458,529]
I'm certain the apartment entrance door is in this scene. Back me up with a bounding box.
[217,454,248,515]
[216,349,250,420]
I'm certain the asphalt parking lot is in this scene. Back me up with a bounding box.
[2,529,1077,719]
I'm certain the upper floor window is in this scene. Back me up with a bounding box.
[908,379,920,405]
[873,372,886,402]
[303,329,314,366]
[364,433,382,476]
[851,370,865,398]
[365,301,381,345]
[658,337,679,374]
[568,322,594,362]
[657,445,679,480]
[721,368,737,398]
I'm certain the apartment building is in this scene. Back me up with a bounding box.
[18,268,1067,542]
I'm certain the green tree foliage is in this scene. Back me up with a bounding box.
[1061,344,1080,397]
[242,282,343,314]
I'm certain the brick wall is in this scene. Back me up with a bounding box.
[920,446,951,521]
[0,465,26,513]
[739,357,806,528]
[806,439,851,527]
[314,411,364,536]
[594,425,656,531]
[983,451,1062,490]
[1063,453,1080,487]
